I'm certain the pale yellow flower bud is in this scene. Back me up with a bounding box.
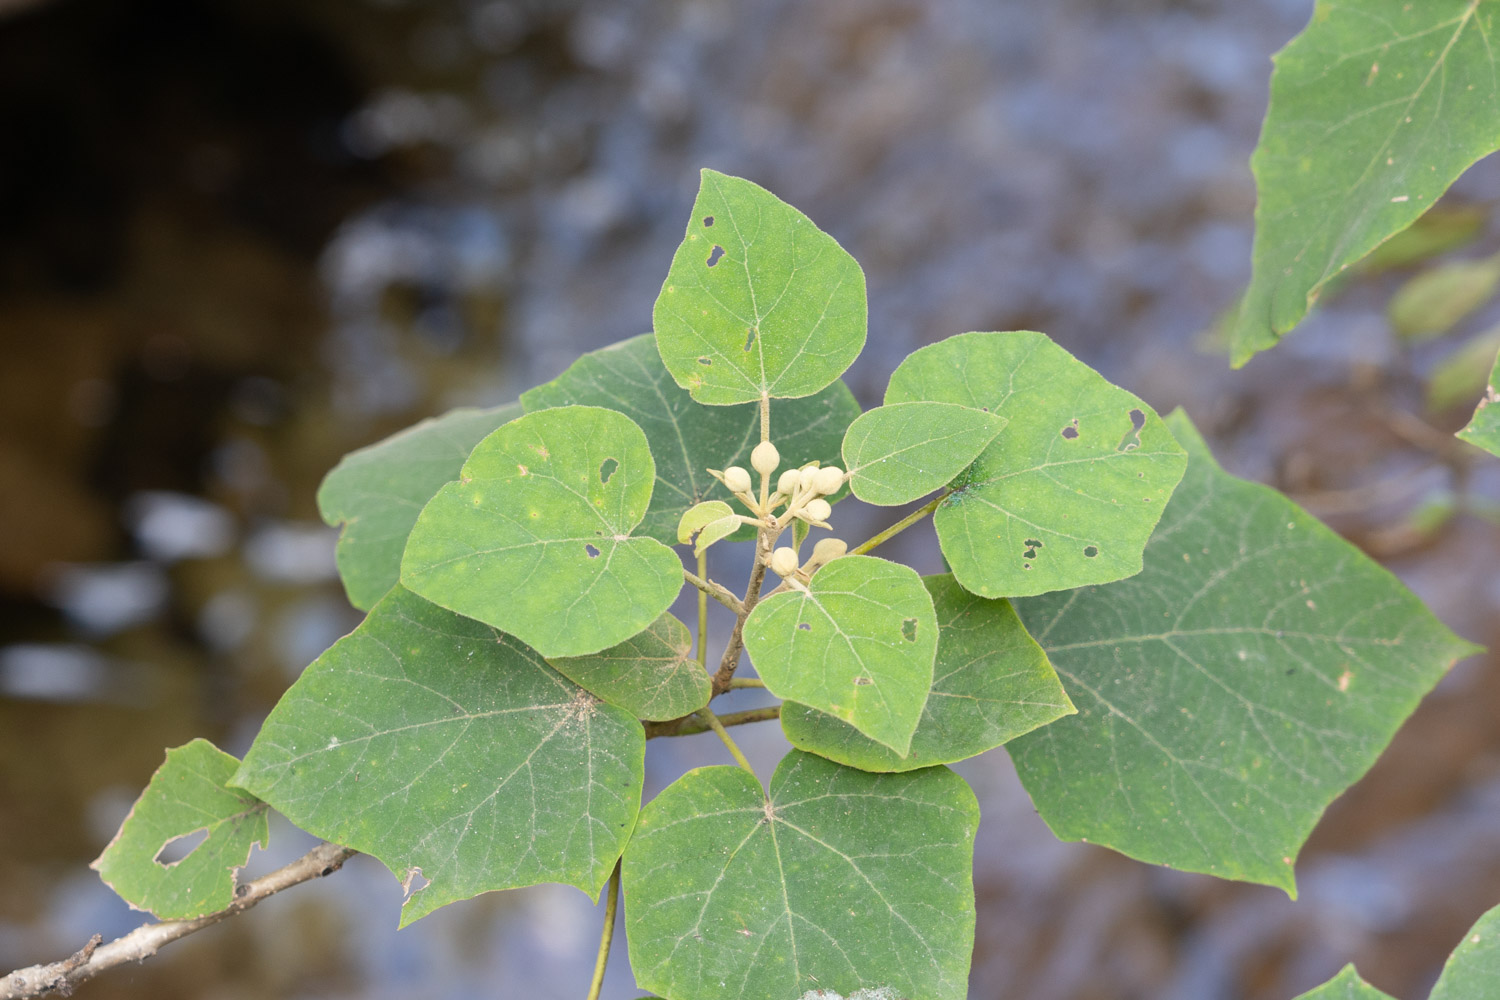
[751,440,780,477]
[813,466,844,495]
[769,547,800,577]
[811,537,847,564]
[798,465,821,490]
[777,469,800,495]
[804,498,832,523]
[723,466,753,494]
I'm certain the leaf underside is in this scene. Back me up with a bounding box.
[547,611,712,722]
[1008,411,1479,892]
[841,401,1008,506]
[1457,349,1500,456]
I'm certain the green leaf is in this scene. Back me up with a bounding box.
[1388,253,1500,342]
[743,555,937,755]
[1291,967,1391,1000]
[1294,902,1500,998]
[885,331,1187,599]
[521,333,860,541]
[622,751,978,1000]
[782,574,1075,771]
[232,587,644,926]
[547,612,711,721]
[318,403,522,610]
[1008,411,1480,892]
[1428,326,1500,411]
[1232,0,1500,366]
[91,739,268,920]
[841,402,1008,506]
[400,405,683,658]
[653,170,867,404]
[1457,347,1500,456]
[678,501,736,543]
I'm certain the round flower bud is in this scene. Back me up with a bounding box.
[803,498,832,523]
[777,469,800,495]
[798,465,821,490]
[811,537,847,564]
[813,466,844,495]
[769,547,800,578]
[723,466,753,494]
[751,440,780,477]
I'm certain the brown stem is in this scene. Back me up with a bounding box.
[711,538,770,695]
[645,705,781,739]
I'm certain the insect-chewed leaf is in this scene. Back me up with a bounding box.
[318,403,522,610]
[886,331,1186,599]
[653,170,866,404]
[841,401,1007,506]
[1232,0,1500,365]
[522,333,859,541]
[1458,349,1500,457]
[232,587,645,926]
[547,612,711,721]
[1008,411,1480,893]
[678,501,736,544]
[623,751,978,1000]
[743,555,937,755]
[91,739,268,920]
[399,405,682,658]
[1294,901,1500,999]
[782,574,1073,771]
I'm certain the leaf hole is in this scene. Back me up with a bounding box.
[585,543,601,559]
[401,867,430,898]
[706,245,725,267]
[743,327,756,352]
[703,215,714,227]
[1061,420,1080,440]
[901,618,918,642]
[698,356,713,366]
[1116,408,1145,452]
[854,676,872,686]
[797,622,811,631]
[154,828,209,868]
[1083,545,1098,558]
[1023,538,1042,560]
[599,457,618,484]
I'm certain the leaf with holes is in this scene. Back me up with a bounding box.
[318,403,522,610]
[653,170,867,404]
[1294,902,1500,998]
[92,739,269,920]
[232,587,644,926]
[623,751,978,1000]
[678,500,743,556]
[1232,0,1500,366]
[781,574,1074,772]
[743,555,937,755]
[1457,348,1500,456]
[547,612,711,722]
[522,334,859,541]
[400,405,682,658]
[841,402,1008,506]
[886,331,1187,599]
[1007,411,1479,892]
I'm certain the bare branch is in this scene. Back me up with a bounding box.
[2,842,356,1000]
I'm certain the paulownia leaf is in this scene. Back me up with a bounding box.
[400,405,682,658]
[1457,348,1500,456]
[521,333,859,541]
[547,612,711,722]
[1232,0,1500,366]
[623,751,978,1000]
[886,331,1187,599]
[1294,902,1500,998]
[841,401,1007,506]
[1008,411,1480,892]
[1291,967,1390,1000]
[232,587,644,926]
[782,574,1074,772]
[92,739,268,920]
[319,403,522,610]
[743,555,938,755]
[653,170,867,404]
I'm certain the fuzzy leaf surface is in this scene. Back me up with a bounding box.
[522,333,858,541]
[92,739,268,920]
[1008,411,1479,892]
[1457,349,1500,455]
[782,574,1074,771]
[232,587,644,926]
[841,402,1007,506]
[743,556,938,755]
[653,170,866,404]
[318,403,522,610]
[400,405,681,657]
[623,751,978,1000]
[547,612,711,721]
[1232,0,1500,365]
[886,331,1187,599]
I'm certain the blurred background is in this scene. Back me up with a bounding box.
[2,0,1499,997]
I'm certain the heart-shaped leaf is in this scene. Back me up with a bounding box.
[841,402,1007,506]
[318,403,522,610]
[782,574,1074,771]
[653,170,867,404]
[400,405,683,658]
[1008,411,1479,892]
[92,739,268,920]
[547,612,711,722]
[232,587,645,926]
[623,751,978,1000]
[886,331,1187,599]
[1458,348,1500,457]
[743,555,937,755]
[521,333,859,541]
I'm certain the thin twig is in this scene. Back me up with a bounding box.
[727,677,765,689]
[697,708,757,776]
[644,704,781,739]
[682,568,742,613]
[851,492,948,556]
[2,842,357,1000]
[711,547,768,694]
[584,862,621,1000]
